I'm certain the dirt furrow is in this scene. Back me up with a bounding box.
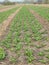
[0,7,22,40]
[29,9,49,35]
[0,5,19,12]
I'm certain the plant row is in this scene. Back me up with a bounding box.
[0,6,19,23]
[0,6,48,64]
[29,6,49,21]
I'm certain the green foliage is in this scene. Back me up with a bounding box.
[0,7,19,23]
[0,47,6,60]
[16,43,22,51]
[46,54,49,59]
[0,6,48,64]
[25,49,35,63]
[9,57,16,63]
[38,51,45,56]
[25,49,33,56]
[36,43,46,48]
[30,6,49,21]
[33,33,42,41]
[39,59,46,64]
[3,1,16,5]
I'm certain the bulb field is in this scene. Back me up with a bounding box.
[0,5,49,65]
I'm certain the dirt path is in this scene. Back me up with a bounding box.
[0,7,22,40]
[0,6,14,9]
[0,5,19,12]
[29,9,49,35]
[29,4,49,7]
